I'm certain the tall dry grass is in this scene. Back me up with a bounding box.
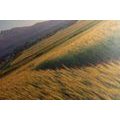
[0,21,120,99]
[0,61,120,99]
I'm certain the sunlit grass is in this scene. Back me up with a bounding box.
[1,20,120,99]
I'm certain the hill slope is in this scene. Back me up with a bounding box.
[0,20,120,99]
[0,20,76,59]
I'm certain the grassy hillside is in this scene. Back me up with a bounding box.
[0,20,99,77]
[0,20,120,99]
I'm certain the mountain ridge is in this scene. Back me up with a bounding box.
[0,20,77,59]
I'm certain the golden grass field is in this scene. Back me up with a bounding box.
[0,20,120,99]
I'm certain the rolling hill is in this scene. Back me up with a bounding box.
[0,20,120,99]
[0,20,76,59]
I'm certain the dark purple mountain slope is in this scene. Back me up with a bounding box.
[0,20,77,60]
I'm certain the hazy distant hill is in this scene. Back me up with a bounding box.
[0,20,76,59]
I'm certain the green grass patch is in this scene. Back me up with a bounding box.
[36,35,120,70]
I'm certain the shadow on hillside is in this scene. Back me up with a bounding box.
[35,36,120,70]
